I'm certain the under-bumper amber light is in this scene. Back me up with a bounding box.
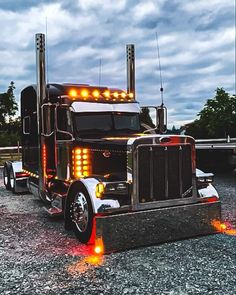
[94,238,104,255]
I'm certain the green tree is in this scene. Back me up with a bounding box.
[140,107,155,128]
[0,82,21,146]
[0,81,18,127]
[185,88,236,138]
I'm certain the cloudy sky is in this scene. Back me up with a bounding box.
[0,0,235,127]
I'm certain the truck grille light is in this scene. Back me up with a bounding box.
[72,148,91,178]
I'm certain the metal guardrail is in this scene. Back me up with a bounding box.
[195,137,236,143]
[195,137,236,151]
[196,143,236,150]
[0,146,22,151]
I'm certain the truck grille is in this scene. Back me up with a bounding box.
[138,144,193,203]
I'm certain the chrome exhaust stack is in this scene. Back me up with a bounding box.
[126,44,135,99]
[35,33,47,198]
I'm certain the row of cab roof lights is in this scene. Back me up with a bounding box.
[68,88,134,102]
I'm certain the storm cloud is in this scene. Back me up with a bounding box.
[0,0,235,127]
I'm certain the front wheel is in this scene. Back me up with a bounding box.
[3,163,11,190]
[68,184,94,244]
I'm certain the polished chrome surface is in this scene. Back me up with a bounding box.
[71,192,89,233]
[126,44,135,98]
[35,33,47,198]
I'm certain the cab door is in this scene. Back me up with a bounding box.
[42,104,56,178]
[55,106,74,181]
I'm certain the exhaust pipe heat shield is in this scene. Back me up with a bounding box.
[95,201,221,253]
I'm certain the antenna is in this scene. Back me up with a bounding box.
[98,58,102,86]
[155,33,164,106]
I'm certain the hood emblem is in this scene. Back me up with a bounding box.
[103,150,111,158]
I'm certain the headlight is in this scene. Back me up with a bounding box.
[95,182,128,198]
[197,173,214,188]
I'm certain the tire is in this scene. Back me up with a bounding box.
[3,163,11,190]
[9,165,16,193]
[67,184,94,244]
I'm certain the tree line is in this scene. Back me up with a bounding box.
[0,82,21,146]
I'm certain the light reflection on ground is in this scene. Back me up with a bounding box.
[67,255,104,275]
[211,219,236,236]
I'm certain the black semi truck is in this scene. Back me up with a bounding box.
[3,34,221,253]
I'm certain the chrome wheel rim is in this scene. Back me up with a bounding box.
[3,167,8,186]
[10,170,14,189]
[71,192,89,233]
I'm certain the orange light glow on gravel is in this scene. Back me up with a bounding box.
[211,220,236,236]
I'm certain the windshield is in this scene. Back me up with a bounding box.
[73,112,140,136]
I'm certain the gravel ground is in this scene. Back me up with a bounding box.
[0,170,235,295]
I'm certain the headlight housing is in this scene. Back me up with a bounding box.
[197,173,214,189]
[95,181,129,198]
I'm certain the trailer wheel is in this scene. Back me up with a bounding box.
[68,184,94,244]
[3,163,11,190]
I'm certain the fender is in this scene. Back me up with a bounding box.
[66,178,120,214]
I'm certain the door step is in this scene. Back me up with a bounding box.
[43,206,63,217]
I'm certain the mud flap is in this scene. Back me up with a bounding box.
[95,201,221,253]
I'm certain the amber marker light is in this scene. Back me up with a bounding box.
[92,89,100,99]
[103,90,110,99]
[121,92,126,100]
[113,92,119,99]
[128,92,134,99]
[94,238,104,255]
[69,89,78,98]
[72,148,91,178]
[211,220,236,236]
[81,89,89,99]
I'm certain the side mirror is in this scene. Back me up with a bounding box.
[56,131,73,141]
[140,105,167,134]
[156,106,167,134]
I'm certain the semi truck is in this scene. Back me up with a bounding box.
[3,33,221,253]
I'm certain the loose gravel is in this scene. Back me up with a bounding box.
[0,170,235,295]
